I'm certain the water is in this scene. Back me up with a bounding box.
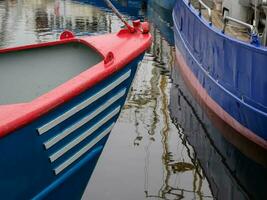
[0,1,266,200]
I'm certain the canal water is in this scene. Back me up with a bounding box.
[0,1,266,200]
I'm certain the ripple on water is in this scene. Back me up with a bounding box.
[1,1,265,200]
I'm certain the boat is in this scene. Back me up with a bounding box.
[74,0,148,18]
[170,61,267,200]
[173,0,267,165]
[0,20,151,199]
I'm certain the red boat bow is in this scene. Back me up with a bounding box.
[0,25,152,138]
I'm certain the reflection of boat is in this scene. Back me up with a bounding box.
[152,0,175,10]
[173,0,267,165]
[135,22,213,199]
[147,0,174,45]
[170,61,267,200]
[0,24,151,199]
[74,0,147,18]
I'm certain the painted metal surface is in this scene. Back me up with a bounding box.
[38,72,131,135]
[0,53,145,199]
[53,122,115,175]
[0,25,151,199]
[75,0,147,18]
[0,28,151,138]
[173,1,267,149]
[43,89,127,149]
[170,63,267,199]
[49,107,121,163]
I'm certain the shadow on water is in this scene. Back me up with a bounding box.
[0,0,266,200]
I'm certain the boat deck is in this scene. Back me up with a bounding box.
[0,42,103,105]
[202,9,250,43]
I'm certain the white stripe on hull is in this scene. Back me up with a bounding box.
[54,123,115,175]
[50,107,120,162]
[44,90,126,149]
[38,70,131,135]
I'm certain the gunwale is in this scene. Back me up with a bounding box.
[0,30,152,138]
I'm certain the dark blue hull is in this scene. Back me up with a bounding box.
[74,0,147,18]
[170,62,267,200]
[173,0,267,154]
[0,54,144,200]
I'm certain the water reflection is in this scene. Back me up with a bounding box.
[0,0,264,200]
[149,1,267,199]
[0,0,214,199]
[147,0,174,45]
[105,33,212,200]
[0,0,115,47]
[143,44,205,199]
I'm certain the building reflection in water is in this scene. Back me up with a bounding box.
[0,0,112,47]
[0,0,148,48]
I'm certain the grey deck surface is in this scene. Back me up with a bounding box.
[0,42,103,105]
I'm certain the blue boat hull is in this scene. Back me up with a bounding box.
[170,62,267,200]
[75,0,147,18]
[173,1,267,159]
[0,54,144,200]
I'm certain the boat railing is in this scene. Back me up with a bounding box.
[222,15,260,45]
[187,0,260,46]
[188,0,212,25]
[222,15,255,35]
